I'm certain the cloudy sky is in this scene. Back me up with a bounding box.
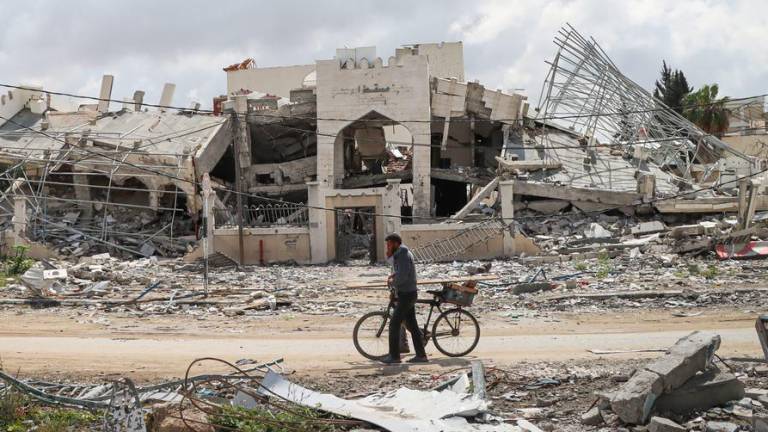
[1,0,766,110]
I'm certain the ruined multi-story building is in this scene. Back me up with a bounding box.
[214,42,532,264]
[1,29,760,266]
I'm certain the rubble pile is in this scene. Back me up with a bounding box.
[28,204,197,259]
[519,210,768,260]
[574,331,768,431]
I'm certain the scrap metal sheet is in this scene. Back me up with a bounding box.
[257,371,520,432]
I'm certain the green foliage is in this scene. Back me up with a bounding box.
[594,252,613,279]
[5,246,33,277]
[0,389,97,432]
[702,265,720,280]
[32,409,98,432]
[213,405,342,432]
[683,84,730,137]
[574,261,588,271]
[0,390,28,431]
[595,267,610,279]
[653,61,693,114]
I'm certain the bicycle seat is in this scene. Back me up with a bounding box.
[426,289,443,297]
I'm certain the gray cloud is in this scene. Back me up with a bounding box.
[1,0,765,110]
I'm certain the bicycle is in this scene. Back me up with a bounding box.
[352,283,481,360]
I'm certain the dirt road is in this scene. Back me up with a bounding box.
[0,307,761,382]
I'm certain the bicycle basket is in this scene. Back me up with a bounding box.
[442,282,478,306]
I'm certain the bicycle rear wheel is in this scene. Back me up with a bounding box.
[431,308,480,357]
[353,311,390,360]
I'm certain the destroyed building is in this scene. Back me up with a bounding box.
[1,28,766,265]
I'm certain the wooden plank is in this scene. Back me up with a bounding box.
[511,180,642,206]
[345,274,498,289]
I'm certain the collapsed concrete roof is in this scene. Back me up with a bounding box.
[0,103,230,175]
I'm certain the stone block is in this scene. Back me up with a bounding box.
[754,414,768,432]
[705,421,739,432]
[580,407,603,426]
[610,331,721,425]
[631,221,667,235]
[646,331,721,392]
[648,416,685,432]
[654,367,745,415]
[610,369,664,424]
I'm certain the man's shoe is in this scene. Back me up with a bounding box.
[380,355,402,364]
[407,356,429,363]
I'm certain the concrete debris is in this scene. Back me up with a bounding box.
[584,223,612,239]
[607,331,740,425]
[705,421,739,432]
[631,221,667,236]
[580,407,603,426]
[648,416,686,432]
[654,367,745,415]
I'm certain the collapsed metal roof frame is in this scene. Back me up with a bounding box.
[534,24,753,188]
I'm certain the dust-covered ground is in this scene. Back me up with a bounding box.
[2,253,768,430]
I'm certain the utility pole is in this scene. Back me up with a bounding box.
[228,95,250,266]
[201,173,213,294]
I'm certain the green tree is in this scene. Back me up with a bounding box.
[653,61,692,113]
[683,84,730,137]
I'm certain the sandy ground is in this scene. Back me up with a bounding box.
[0,304,761,383]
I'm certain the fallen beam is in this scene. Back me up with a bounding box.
[495,157,562,171]
[451,177,499,220]
[511,181,642,206]
[345,274,498,289]
[610,331,722,424]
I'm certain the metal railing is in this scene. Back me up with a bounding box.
[214,203,309,228]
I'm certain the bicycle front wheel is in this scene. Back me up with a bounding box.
[432,308,480,357]
[353,311,390,360]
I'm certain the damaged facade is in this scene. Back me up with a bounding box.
[2,27,766,265]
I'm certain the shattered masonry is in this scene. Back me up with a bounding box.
[0,27,765,267]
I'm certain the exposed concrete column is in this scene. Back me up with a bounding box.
[499,180,516,257]
[407,121,432,218]
[158,83,176,112]
[69,137,93,218]
[382,179,403,260]
[233,95,252,180]
[307,181,328,263]
[97,75,114,113]
[316,120,344,189]
[11,179,26,236]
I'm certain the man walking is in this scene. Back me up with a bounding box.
[381,233,428,364]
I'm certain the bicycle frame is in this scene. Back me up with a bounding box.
[373,295,460,340]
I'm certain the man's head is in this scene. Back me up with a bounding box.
[385,233,402,257]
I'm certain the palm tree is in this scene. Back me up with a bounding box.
[683,84,730,137]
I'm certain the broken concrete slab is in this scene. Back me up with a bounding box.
[610,369,664,425]
[580,407,603,426]
[746,388,768,399]
[511,282,554,294]
[648,416,685,432]
[704,421,739,432]
[631,221,667,236]
[647,331,721,392]
[610,331,721,424]
[754,414,768,432]
[585,223,612,239]
[654,367,745,416]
